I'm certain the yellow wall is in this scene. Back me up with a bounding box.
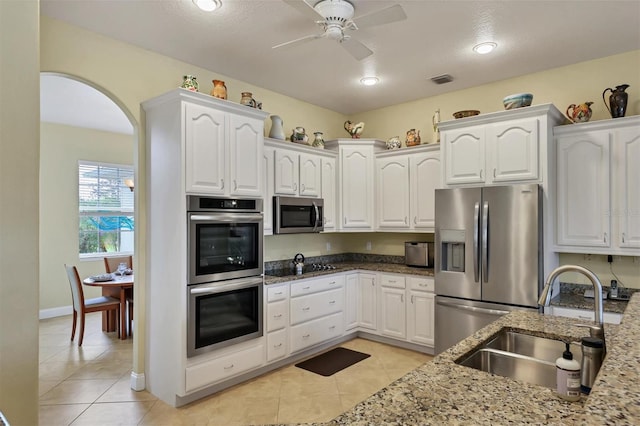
[39,122,134,311]
[0,1,40,424]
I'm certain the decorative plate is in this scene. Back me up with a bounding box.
[90,274,114,282]
[453,110,480,119]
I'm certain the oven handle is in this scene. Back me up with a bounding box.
[189,213,263,223]
[189,277,263,295]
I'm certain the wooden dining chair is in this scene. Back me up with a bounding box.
[103,255,134,337]
[65,264,121,346]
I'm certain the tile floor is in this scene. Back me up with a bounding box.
[39,313,433,425]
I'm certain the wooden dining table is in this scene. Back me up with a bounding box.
[83,274,134,340]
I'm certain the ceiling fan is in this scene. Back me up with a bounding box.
[273,0,407,60]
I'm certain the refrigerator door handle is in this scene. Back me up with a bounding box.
[482,201,489,283]
[473,202,480,283]
[437,299,510,316]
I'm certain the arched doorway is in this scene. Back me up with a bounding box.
[39,72,142,392]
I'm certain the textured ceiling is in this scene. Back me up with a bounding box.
[41,0,640,116]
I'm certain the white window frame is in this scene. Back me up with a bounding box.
[78,160,134,259]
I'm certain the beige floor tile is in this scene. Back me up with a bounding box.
[214,370,283,401]
[279,365,339,398]
[39,361,85,382]
[40,380,62,397]
[138,400,211,426]
[277,393,343,424]
[45,346,111,364]
[39,403,90,426]
[96,374,158,403]
[69,401,155,426]
[67,360,132,380]
[40,379,117,405]
[339,392,368,412]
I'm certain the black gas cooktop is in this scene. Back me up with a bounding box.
[265,264,338,278]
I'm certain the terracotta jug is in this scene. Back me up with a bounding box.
[602,84,629,118]
[210,80,227,100]
[566,102,593,123]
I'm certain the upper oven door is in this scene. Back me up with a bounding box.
[188,212,263,284]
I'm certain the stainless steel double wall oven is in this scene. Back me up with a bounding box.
[187,196,264,358]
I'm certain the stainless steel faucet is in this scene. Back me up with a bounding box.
[538,265,606,352]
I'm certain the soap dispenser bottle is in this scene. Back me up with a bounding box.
[556,342,581,401]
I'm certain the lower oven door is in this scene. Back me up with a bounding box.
[187,276,264,358]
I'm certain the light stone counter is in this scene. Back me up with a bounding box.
[319,293,640,425]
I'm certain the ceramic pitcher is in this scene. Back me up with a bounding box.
[602,84,629,118]
[566,102,593,123]
[269,115,286,140]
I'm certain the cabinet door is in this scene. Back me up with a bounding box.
[443,125,485,185]
[342,146,374,229]
[299,154,321,197]
[408,290,434,346]
[184,103,226,194]
[556,132,611,247]
[274,150,299,195]
[615,126,640,249]
[376,157,410,228]
[410,151,441,229]
[358,273,377,330]
[345,273,359,330]
[321,157,337,231]
[486,118,539,183]
[262,147,275,235]
[229,115,263,196]
[379,286,406,339]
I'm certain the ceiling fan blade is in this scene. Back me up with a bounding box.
[340,37,373,61]
[272,33,324,50]
[352,4,407,29]
[282,0,323,21]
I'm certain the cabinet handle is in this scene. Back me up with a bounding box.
[604,232,608,243]
[480,169,483,179]
[419,283,428,287]
[404,216,408,225]
[224,364,234,370]
[329,325,336,330]
[401,294,404,303]
[234,180,237,190]
[302,307,310,311]
[622,233,626,243]
[493,168,496,178]
[329,281,336,285]
[274,343,282,348]
[411,295,414,304]
[329,300,336,304]
[274,291,283,295]
[301,183,305,192]
[414,216,417,225]
[388,280,396,283]
[274,314,282,318]
[221,178,224,190]
[344,216,347,225]
[303,286,311,290]
[293,182,298,191]
[303,334,310,339]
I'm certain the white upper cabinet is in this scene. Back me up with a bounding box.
[147,89,269,197]
[409,149,441,230]
[321,157,337,231]
[555,116,640,255]
[263,147,275,235]
[299,153,322,197]
[326,139,386,231]
[376,156,410,229]
[273,146,322,197]
[439,104,564,187]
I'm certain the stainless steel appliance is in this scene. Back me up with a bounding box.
[187,276,263,357]
[273,196,323,234]
[187,196,263,284]
[434,184,542,354]
[405,241,434,267]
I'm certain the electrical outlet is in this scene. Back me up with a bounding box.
[583,254,592,261]
[614,256,623,262]
[326,242,331,251]
[366,241,372,251]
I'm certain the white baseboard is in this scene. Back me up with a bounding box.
[40,305,72,319]
[130,371,146,391]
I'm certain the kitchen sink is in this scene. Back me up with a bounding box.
[456,329,582,389]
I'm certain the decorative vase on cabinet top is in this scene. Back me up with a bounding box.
[603,84,629,118]
[386,136,401,150]
[269,115,286,140]
[566,102,593,123]
[240,92,257,108]
[210,79,227,100]
[290,127,308,144]
[181,75,198,92]
[405,129,421,147]
[312,132,325,149]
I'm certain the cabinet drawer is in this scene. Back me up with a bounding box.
[266,284,289,302]
[290,312,344,353]
[290,275,344,297]
[380,274,406,289]
[266,299,288,332]
[267,329,287,362]
[290,288,344,325]
[185,344,264,392]
[408,276,434,292]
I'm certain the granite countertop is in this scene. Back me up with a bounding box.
[550,282,635,314]
[264,262,433,285]
[323,293,640,425]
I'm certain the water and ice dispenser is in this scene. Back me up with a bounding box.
[439,229,466,272]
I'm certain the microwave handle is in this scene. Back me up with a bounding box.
[312,201,320,231]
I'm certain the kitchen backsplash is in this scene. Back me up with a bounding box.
[559,253,640,289]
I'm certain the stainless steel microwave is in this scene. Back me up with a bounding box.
[273,196,324,234]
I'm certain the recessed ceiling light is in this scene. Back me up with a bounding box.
[193,0,222,12]
[360,76,379,86]
[473,42,497,54]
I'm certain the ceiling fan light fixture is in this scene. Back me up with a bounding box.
[473,42,497,54]
[193,0,222,12]
[360,76,379,86]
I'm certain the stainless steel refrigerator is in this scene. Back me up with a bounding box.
[434,184,542,354]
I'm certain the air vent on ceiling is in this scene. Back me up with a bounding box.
[430,74,453,85]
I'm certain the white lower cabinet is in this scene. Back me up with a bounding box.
[358,273,377,330]
[548,306,622,325]
[379,275,407,339]
[185,343,264,392]
[344,273,359,330]
[266,328,287,362]
[290,313,344,353]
